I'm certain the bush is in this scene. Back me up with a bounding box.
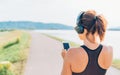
[0,30,30,75]
[0,61,15,75]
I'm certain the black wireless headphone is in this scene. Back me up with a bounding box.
[75,11,85,34]
[75,11,97,34]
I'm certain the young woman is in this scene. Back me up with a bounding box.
[61,10,113,75]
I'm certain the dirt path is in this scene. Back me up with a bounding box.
[24,31,120,75]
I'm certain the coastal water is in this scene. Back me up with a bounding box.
[34,30,120,59]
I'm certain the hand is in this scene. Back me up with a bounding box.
[61,49,67,59]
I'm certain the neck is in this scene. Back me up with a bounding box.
[84,36,100,50]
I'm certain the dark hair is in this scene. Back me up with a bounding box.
[81,10,107,42]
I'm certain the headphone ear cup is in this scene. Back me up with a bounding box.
[75,25,84,34]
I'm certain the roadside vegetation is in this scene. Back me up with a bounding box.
[112,59,120,70]
[0,30,31,75]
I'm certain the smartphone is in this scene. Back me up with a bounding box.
[62,42,70,51]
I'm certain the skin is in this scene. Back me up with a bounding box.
[61,29,113,75]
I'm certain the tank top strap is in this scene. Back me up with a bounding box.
[81,44,103,59]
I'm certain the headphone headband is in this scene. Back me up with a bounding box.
[76,11,85,26]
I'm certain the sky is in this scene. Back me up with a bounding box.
[0,0,120,28]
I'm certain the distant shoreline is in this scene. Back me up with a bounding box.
[108,29,120,31]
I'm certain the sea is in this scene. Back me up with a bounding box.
[33,30,120,59]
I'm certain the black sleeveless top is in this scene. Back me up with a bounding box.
[72,44,107,75]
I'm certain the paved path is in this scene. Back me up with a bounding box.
[24,31,120,75]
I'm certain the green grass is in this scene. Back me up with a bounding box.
[43,33,120,70]
[112,59,120,70]
[0,31,31,75]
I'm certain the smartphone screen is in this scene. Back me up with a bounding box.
[63,42,70,50]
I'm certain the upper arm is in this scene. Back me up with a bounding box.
[61,49,73,75]
[104,46,113,69]
[61,59,72,75]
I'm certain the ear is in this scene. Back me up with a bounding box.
[78,29,87,40]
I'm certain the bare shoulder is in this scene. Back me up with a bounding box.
[100,45,113,69]
[65,47,85,61]
[67,47,84,55]
[102,45,113,54]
